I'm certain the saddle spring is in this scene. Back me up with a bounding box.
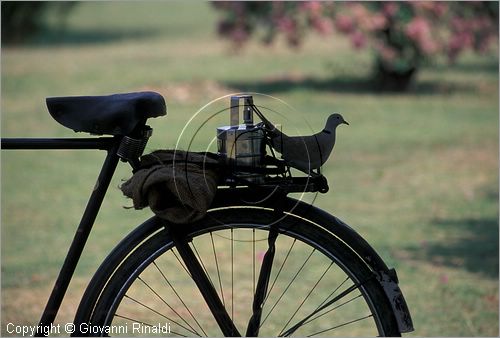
[117,126,153,168]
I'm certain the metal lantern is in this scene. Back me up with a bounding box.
[217,95,265,183]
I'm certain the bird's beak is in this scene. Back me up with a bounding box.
[343,120,349,125]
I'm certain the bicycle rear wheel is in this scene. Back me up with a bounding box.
[78,206,400,336]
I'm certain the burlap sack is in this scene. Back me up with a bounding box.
[121,150,220,224]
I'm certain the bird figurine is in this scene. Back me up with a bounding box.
[252,106,349,174]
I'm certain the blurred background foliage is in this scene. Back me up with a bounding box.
[213,1,498,90]
[3,1,498,91]
[1,2,77,44]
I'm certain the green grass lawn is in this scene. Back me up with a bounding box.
[1,2,498,336]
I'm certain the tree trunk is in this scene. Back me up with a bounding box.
[374,59,417,92]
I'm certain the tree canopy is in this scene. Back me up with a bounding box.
[213,1,499,90]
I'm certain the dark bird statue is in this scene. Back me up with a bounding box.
[253,107,349,173]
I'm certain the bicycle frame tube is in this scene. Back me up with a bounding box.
[1,137,115,150]
[1,136,122,336]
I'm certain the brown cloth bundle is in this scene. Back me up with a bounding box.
[121,150,220,224]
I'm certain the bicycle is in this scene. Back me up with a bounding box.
[1,92,413,336]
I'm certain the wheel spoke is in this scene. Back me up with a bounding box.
[115,313,152,327]
[152,261,207,336]
[260,247,315,327]
[315,276,350,311]
[252,229,256,294]
[123,294,197,336]
[171,247,191,278]
[281,275,374,336]
[231,228,234,324]
[191,241,215,289]
[115,313,188,337]
[210,232,226,308]
[278,262,333,336]
[303,293,364,327]
[306,314,373,336]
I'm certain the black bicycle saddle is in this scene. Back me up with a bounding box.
[46,91,167,135]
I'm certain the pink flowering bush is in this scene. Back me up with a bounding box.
[213,1,498,91]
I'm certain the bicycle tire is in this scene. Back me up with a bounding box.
[75,206,400,336]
